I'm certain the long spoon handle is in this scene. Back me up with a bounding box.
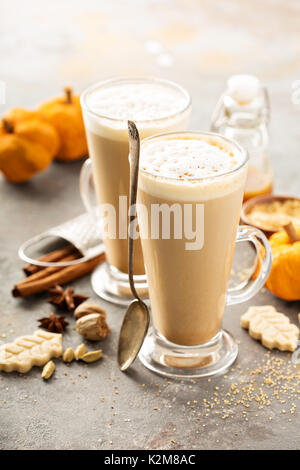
[128,120,141,300]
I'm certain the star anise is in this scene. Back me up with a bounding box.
[48,285,88,312]
[38,312,69,334]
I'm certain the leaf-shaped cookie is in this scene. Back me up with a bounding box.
[0,330,63,373]
[241,306,299,352]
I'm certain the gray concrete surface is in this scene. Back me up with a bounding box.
[0,0,300,450]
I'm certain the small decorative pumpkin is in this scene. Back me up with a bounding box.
[3,108,38,125]
[266,222,300,301]
[3,108,60,157]
[0,116,59,183]
[38,87,88,162]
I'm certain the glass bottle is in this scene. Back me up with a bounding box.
[211,74,273,201]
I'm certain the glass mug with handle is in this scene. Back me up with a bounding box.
[80,77,192,306]
[136,131,272,378]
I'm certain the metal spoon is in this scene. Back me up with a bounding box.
[117,121,150,372]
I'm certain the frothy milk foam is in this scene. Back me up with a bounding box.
[84,82,190,140]
[139,135,247,201]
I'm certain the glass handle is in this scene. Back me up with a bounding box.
[226,225,272,306]
[80,158,95,216]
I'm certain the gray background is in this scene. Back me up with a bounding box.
[0,0,299,450]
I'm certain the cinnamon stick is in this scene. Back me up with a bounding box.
[283,222,300,243]
[23,244,78,275]
[21,254,79,284]
[13,253,105,297]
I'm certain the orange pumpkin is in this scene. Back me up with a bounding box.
[38,87,88,162]
[265,222,300,301]
[0,115,59,183]
[4,108,38,125]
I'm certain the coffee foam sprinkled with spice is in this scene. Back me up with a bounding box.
[140,137,244,179]
[139,135,247,201]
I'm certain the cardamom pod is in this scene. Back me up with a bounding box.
[63,347,75,363]
[74,343,87,360]
[81,350,102,363]
[41,360,55,380]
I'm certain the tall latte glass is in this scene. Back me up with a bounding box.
[80,78,191,305]
[137,131,272,378]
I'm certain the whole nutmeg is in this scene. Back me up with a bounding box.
[76,313,110,341]
[74,301,106,320]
